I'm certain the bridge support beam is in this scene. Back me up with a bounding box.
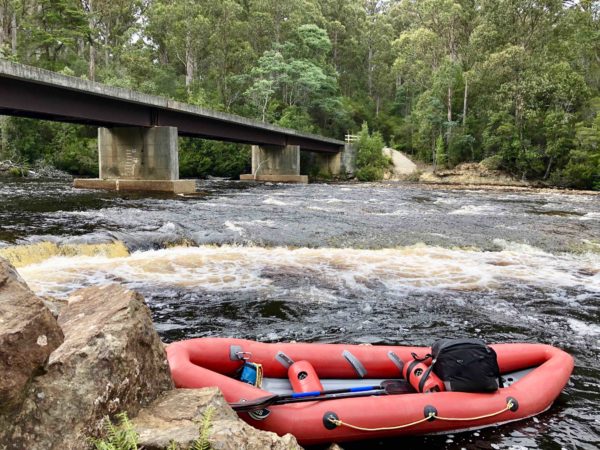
[240,145,308,183]
[74,126,197,194]
[314,152,342,176]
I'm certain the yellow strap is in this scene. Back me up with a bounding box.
[254,363,263,389]
[329,401,514,432]
[329,415,432,432]
[435,401,513,422]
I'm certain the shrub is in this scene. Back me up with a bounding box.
[356,165,384,181]
[480,154,504,171]
[8,167,27,177]
[354,122,389,181]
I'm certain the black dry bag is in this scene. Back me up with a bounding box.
[430,338,501,393]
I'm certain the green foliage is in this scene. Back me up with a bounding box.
[480,154,503,171]
[435,135,446,169]
[244,23,345,133]
[355,122,388,181]
[93,413,138,450]
[179,139,250,179]
[92,407,215,450]
[1,0,599,187]
[356,165,384,182]
[8,167,27,177]
[191,405,215,450]
[0,118,98,176]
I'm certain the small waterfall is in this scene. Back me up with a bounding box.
[0,241,129,267]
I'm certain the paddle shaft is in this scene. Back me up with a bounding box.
[271,388,388,405]
[231,380,411,412]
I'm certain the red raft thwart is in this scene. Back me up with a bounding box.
[167,338,573,446]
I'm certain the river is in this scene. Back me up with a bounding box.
[1,178,598,449]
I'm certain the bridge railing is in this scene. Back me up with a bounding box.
[345,134,358,144]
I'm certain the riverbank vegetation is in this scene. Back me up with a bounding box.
[0,1,598,188]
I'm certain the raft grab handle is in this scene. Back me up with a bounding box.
[275,351,295,368]
[343,350,367,378]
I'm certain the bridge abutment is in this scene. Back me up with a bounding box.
[74,126,197,194]
[240,144,308,183]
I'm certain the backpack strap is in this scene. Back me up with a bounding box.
[417,358,437,392]
[410,352,432,362]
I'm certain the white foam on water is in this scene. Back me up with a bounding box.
[434,197,460,205]
[224,221,246,236]
[312,197,352,204]
[580,212,600,221]
[449,204,504,215]
[372,209,410,216]
[263,197,288,206]
[568,318,600,337]
[17,243,600,300]
[306,206,344,213]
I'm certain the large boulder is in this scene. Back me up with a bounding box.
[2,283,174,450]
[133,388,302,450]
[0,258,63,415]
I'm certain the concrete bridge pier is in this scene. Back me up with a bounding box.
[314,152,342,176]
[74,126,197,194]
[240,145,308,183]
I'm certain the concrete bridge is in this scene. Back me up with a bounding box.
[0,60,350,193]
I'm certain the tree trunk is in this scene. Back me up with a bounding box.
[543,156,554,180]
[367,45,373,97]
[159,48,168,65]
[185,36,195,90]
[463,77,468,127]
[446,86,453,143]
[432,133,437,172]
[11,11,17,55]
[78,38,85,57]
[0,5,5,50]
[0,116,7,157]
[86,0,96,81]
[332,29,338,72]
[88,41,96,81]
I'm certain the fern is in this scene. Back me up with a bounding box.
[92,407,215,450]
[191,406,215,450]
[92,412,139,450]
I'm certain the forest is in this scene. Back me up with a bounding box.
[0,0,598,188]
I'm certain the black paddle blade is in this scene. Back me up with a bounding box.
[382,380,413,394]
[231,394,278,412]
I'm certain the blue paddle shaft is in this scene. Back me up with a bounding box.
[291,385,378,398]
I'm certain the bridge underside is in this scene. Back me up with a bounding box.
[0,61,348,192]
[0,76,342,153]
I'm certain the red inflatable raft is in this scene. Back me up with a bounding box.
[167,338,573,445]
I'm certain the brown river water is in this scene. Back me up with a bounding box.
[0,178,598,449]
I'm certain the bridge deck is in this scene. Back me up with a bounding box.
[0,61,343,153]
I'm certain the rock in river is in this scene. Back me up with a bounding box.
[1,283,174,450]
[0,258,64,415]
[133,387,302,450]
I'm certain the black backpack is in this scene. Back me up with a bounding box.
[417,338,502,393]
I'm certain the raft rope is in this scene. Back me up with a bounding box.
[327,400,515,432]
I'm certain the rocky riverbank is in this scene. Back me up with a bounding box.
[0,257,303,450]
[0,160,72,179]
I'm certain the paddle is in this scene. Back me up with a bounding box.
[231,380,412,412]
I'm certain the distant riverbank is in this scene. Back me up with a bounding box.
[382,159,599,194]
[0,160,72,179]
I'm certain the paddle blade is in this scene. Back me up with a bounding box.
[382,380,414,394]
[231,394,278,412]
